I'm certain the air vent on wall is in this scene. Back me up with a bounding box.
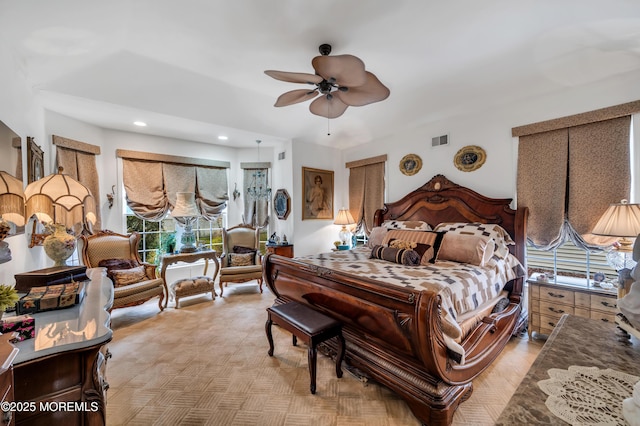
[431,134,449,147]
[278,151,286,160]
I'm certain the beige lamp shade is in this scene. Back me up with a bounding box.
[171,192,200,218]
[0,171,26,227]
[334,208,355,226]
[592,200,640,251]
[24,167,96,231]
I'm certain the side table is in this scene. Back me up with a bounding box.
[266,243,294,258]
[160,250,219,308]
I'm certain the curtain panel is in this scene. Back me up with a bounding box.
[242,168,269,227]
[54,139,102,230]
[347,156,385,235]
[517,116,631,250]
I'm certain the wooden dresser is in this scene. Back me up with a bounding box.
[11,268,113,426]
[528,276,618,338]
[266,244,294,258]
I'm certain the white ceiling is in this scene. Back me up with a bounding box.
[2,0,640,149]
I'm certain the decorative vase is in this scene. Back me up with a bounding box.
[43,224,76,267]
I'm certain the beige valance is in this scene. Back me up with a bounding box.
[117,149,230,168]
[55,136,102,230]
[121,151,229,221]
[349,157,385,235]
[512,100,640,137]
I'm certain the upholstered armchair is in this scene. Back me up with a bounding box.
[78,230,166,311]
[218,224,263,296]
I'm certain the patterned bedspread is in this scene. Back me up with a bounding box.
[297,247,525,341]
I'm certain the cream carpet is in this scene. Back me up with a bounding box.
[105,281,542,425]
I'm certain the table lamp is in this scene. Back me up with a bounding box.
[334,208,356,248]
[171,192,201,253]
[24,167,96,266]
[592,199,640,271]
[0,171,26,263]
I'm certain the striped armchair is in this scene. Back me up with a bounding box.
[78,230,166,311]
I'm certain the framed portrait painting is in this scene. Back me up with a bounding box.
[302,167,334,220]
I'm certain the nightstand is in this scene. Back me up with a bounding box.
[527,275,617,339]
[266,244,294,258]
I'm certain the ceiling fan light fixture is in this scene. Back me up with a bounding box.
[265,44,389,119]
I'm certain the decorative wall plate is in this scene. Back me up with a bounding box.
[273,188,291,220]
[454,145,486,172]
[399,154,422,176]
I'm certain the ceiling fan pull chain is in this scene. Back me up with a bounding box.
[327,104,331,135]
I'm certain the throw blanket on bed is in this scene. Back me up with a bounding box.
[297,247,525,342]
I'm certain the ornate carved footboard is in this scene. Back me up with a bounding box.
[263,175,528,425]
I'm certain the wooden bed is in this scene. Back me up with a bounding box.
[263,175,528,425]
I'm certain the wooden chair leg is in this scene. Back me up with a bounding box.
[265,317,275,356]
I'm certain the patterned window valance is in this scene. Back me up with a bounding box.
[516,116,631,250]
[348,155,386,235]
[118,149,230,221]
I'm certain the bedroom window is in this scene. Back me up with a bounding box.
[125,210,228,263]
[526,241,618,286]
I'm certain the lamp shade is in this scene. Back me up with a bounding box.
[592,200,640,238]
[171,192,200,218]
[24,167,96,230]
[0,171,26,227]
[334,208,355,226]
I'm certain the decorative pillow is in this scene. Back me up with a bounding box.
[382,230,445,265]
[370,245,420,266]
[228,253,255,267]
[382,220,432,231]
[109,266,148,287]
[433,222,514,259]
[437,233,495,267]
[98,258,140,282]
[367,226,388,248]
[98,258,138,271]
[233,245,257,254]
[433,222,515,245]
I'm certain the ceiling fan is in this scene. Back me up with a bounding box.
[265,44,390,119]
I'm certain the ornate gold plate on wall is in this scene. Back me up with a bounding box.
[399,154,422,176]
[454,145,486,172]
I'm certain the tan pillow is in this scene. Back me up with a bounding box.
[437,233,495,266]
[367,226,388,248]
[382,220,432,231]
[228,253,255,267]
[109,266,147,287]
[382,230,445,265]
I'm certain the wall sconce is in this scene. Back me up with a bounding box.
[232,183,241,201]
[107,185,115,208]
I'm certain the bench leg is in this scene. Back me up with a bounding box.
[292,335,297,346]
[336,333,345,378]
[265,317,275,356]
[308,345,317,394]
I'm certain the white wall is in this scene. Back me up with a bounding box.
[344,70,640,207]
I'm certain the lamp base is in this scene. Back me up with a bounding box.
[43,224,76,267]
[338,226,353,248]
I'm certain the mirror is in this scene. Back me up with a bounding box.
[0,120,24,236]
[0,120,22,180]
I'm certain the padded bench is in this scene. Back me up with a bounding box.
[266,302,345,394]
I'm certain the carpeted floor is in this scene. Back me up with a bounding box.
[105,281,543,425]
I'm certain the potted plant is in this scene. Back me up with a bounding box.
[0,284,18,319]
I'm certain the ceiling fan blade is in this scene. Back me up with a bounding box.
[265,70,323,84]
[274,89,319,107]
[311,55,367,87]
[309,95,348,119]
[334,71,390,107]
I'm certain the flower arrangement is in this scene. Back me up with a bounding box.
[0,284,19,315]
